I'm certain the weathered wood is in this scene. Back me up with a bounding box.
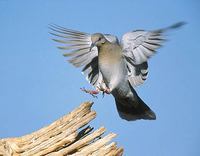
[0,102,123,156]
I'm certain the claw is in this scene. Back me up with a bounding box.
[102,92,105,98]
[91,94,98,98]
[104,88,111,94]
[96,86,111,98]
[97,85,111,92]
[80,87,99,98]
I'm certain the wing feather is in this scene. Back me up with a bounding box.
[121,22,185,87]
[50,25,119,89]
[50,24,101,87]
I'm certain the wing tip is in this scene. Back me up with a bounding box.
[169,21,187,29]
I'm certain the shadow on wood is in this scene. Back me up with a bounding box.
[0,102,123,156]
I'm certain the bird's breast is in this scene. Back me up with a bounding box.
[98,43,127,91]
[98,44,121,65]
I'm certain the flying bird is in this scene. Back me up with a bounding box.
[50,22,185,121]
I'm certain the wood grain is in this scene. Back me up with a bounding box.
[0,102,123,156]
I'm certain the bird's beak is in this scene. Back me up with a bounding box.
[90,43,95,52]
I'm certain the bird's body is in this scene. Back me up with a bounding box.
[50,22,185,121]
[98,41,125,91]
[98,39,155,120]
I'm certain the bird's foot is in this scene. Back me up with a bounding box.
[80,87,99,98]
[102,88,111,97]
[96,86,111,97]
[103,88,111,94]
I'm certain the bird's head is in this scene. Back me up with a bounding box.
[90,33,106,50]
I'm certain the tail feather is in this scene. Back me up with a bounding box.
[115,96,156,121]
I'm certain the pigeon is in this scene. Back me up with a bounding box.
[50,22,185,121]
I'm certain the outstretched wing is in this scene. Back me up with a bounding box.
[121,22,185,87]
[49,24,118,88]
[49,24,100,87]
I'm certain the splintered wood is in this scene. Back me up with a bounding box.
[0,102,123,156]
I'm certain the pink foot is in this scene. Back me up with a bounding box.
[96,86,111,97]
[102,88,111,97]
[103,88,111,94]
[80,87,99,98]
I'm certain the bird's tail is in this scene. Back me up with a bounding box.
[115,97,156,121]
[114,85,156,121]
[115,99,156,121]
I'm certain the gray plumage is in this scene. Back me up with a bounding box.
[50,22,185,121]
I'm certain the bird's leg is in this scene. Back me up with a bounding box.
[80,79,111,98]
[96,85,111,98]
[95,80,111,97]
[102,87,111,97]
[80,87,99,98]
[103,87,111,94]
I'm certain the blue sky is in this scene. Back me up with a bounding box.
[0,0,199,156]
